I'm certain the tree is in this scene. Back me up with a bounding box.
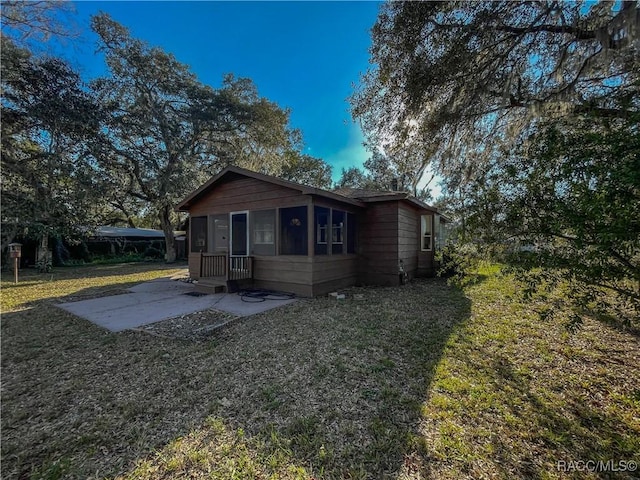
[353,1,639,180]
[280,153,333,189]
[334,151,434,200]
[91,14,306,262]
[1,36,103,255]
[493,113,639,324]
[353,1,640,323]
[334,166,373,190]
[0,0,77,43]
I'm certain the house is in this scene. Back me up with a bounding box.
[176,166,449,296]
[87,226,186,259]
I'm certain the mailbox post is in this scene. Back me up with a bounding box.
[9,243,22,284]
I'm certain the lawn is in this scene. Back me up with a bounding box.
[1,263,638,479]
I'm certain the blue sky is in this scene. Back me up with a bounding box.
[57,1,382,181]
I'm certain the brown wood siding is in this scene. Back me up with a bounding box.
[311,255,358,293]
[252,279,313,298]
[189,177,310,216]
[252,255,313,296]
[358,202,400,286]
[398,203,420,277]
[188,253,201,279]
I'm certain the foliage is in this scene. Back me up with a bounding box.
[436,243,482,287]
[333,166,372,189]
[353,1,639,178]
[499,113,640,328]
[280,153,333,189]
[335,151,434,200]
[354,0,640,323]
[142,246,164,259]
[0,0,77,44]
[90,14,322,261]
[35,256,52,273]
[0,35,104,251]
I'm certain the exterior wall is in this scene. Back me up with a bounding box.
[311,255,359,296]
[358,202,400,286]
[189,177,310,216]
[358,201,436,284]
[188,253,201,279]
[398,203,420,278]
[252,255,313,297]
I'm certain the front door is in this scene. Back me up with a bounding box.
[230,211,249,256]
[209,215,229,254]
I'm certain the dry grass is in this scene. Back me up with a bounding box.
[1,263,638,479]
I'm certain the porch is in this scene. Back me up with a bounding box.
[196,253,253,293]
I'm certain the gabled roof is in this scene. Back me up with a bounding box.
[175,166,366,211]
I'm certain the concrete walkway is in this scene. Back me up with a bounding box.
[57,277,296,332]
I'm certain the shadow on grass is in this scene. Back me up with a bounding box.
[486,353,640,479]
[584,308,640,340]
[0,262,187,312]
[1,275,471,479]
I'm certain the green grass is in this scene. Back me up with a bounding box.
[1,263,638,479]
[1,262,186,312]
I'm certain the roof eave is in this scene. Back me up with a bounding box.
[356,194,438,212]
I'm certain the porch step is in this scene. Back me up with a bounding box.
[195,277,227,294]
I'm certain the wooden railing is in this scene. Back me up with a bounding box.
[228,256,253,281]
[200,253,227,278]
[200,253,253,281]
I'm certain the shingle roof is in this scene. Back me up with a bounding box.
[332,187,408,199]
[332,187,438,212]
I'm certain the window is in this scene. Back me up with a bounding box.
[314,206,329,255]
[421,214,433,251]
[253,211,275,245]
[332,210,345,254]
[251,209,275,255]
[280,206,308,255]
[190,216,208,253]
[347,212,357,254]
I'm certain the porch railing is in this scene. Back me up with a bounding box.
[200,253,253,281]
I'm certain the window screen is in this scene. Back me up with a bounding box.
[332,210,345,254]
[280,206,308,255]
[315,206,329,255]
[190,216,207,253]
[251,209,276,255]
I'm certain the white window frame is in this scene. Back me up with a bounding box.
[332,223,343,244]
[421,214,433,251]
[229,210,249,257]
[332,210,345,245]
[252,210,275,245]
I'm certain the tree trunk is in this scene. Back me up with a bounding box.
[159,205,177,263]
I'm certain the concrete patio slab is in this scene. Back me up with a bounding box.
[57,277,296,332]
